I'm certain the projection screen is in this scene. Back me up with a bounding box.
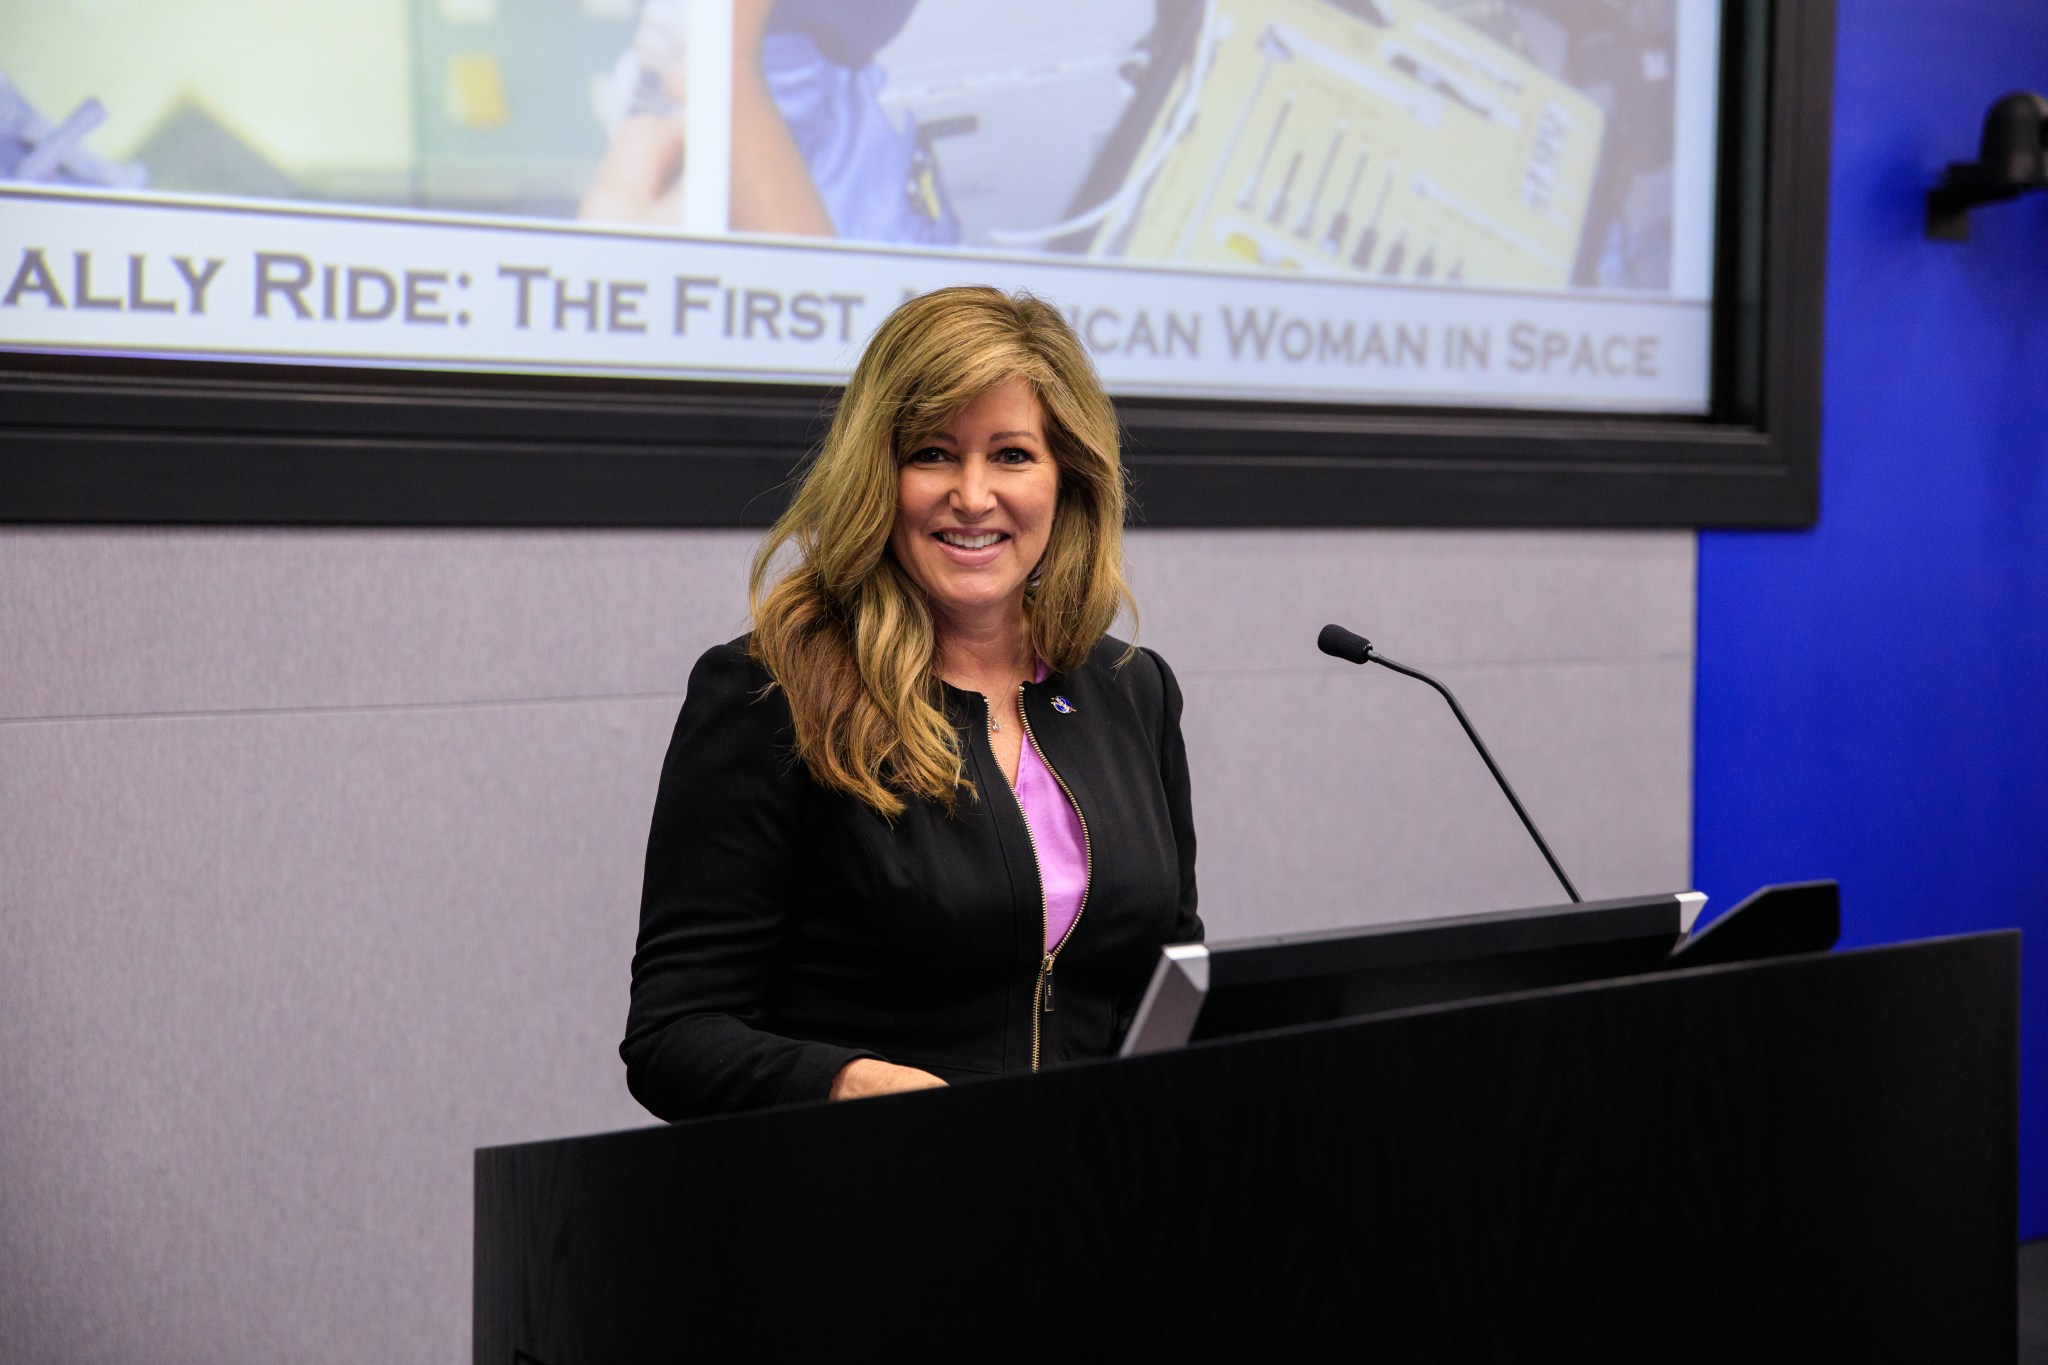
[1,0,1726,416]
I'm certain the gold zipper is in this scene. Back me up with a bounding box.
[1017,682,1091,1072]
[988,692,1051,1071]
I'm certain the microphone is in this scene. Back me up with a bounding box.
[1317,623,1581,903]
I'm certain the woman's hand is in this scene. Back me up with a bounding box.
[581,0,690,225]
[580,114,685,224]
[829,1058,947,1101]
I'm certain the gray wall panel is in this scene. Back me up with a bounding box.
[0,699,668,1365]
[0,525,1694,1364]
[1184,658,1694,937]
[1126,528,1695,670]
[1124,528,1695,933]
[0,529,756,719]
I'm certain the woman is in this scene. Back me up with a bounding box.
[622,286,1199,1120]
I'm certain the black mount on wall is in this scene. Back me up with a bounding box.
[1926,92,2048,241]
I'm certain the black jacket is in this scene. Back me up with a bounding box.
[622,635,1201,1120]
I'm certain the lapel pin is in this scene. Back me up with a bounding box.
[1050,696,1075,714]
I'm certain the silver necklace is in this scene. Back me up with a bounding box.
[986,689,1019,733]
[977,663,1032,733]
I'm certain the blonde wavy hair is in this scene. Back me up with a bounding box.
[748,286,1134,817]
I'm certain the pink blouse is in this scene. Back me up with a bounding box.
[1013,663,1088,951]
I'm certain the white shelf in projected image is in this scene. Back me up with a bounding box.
[0,184,1710,413]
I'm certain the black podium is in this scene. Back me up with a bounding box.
[475,933,2017,1361]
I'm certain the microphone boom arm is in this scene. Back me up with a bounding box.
[1319,623,1581,904]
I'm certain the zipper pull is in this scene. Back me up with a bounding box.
[1041,955,1056,1013]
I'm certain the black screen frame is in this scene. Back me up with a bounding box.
[0,0,1831,528]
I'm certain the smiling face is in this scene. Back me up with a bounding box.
[889,374,1059,638]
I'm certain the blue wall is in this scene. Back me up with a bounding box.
[1694,0,2048,1241]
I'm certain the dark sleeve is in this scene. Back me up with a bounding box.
[1142,647,1203,945]
[621,642,878,1121]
